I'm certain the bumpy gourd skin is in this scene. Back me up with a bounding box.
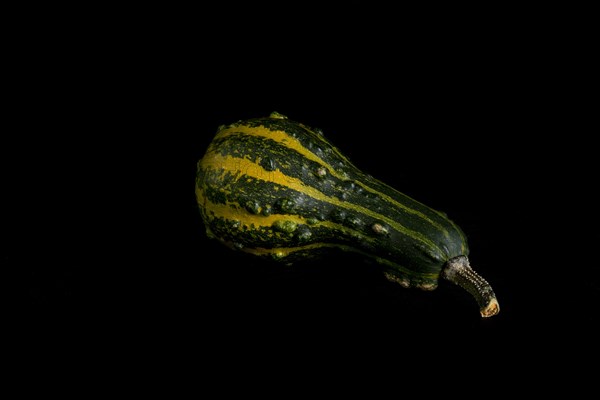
[196,112,499,317]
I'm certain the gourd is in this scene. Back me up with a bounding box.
[195,112,499,317]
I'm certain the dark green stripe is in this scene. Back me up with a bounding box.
[200,166,444,272]
[205,131,467,260]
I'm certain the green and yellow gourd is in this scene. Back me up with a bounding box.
[196,112,499,317]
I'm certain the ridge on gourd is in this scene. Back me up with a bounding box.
[195,111,499,318]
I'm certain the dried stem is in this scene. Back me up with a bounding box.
[441,256,500,317]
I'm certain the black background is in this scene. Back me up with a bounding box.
[10,1,599,391]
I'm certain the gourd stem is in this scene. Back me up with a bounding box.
[441,256,499,318]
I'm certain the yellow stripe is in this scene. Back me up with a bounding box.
[200,152,443,256]
[355,179,451,239]
[215,124,450,238]
[237,242,438,280]
[196,184,377,245]
[215,124,333,173]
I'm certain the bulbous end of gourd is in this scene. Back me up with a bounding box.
[441,256,500,318]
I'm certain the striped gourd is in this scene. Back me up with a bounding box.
[196,112,499,317]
